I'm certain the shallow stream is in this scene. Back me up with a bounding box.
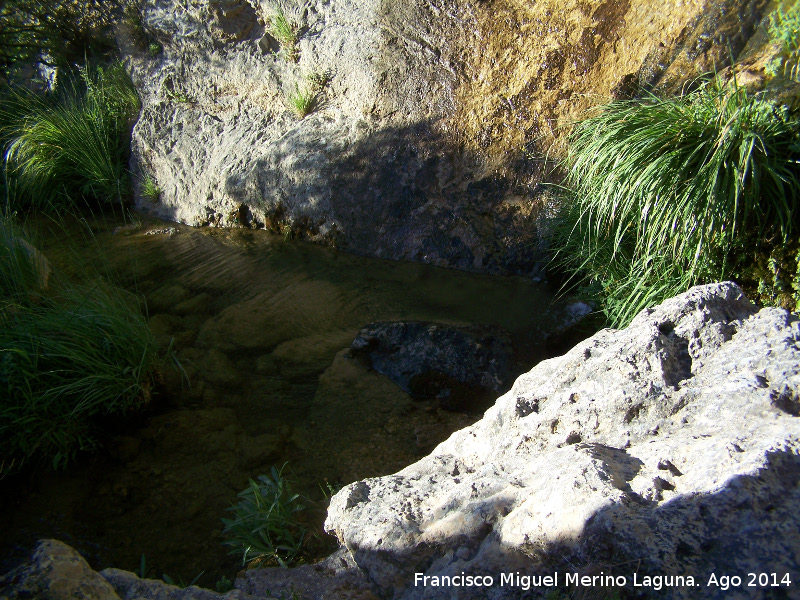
[0,214,574,587]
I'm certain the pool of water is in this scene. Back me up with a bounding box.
[0,214,572,587]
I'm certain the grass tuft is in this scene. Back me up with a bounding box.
[556,77,800,326]
[268,5,298,60]
[286,84,316,119]
[0,62,140,210]
[141,173,162,203]
[0,215,161,476]
[221,464,306,567]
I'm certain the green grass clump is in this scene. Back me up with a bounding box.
[766,2,800,82]
[557,78,800,326]
[0,61,140,211]
[141,174,163,203]
[0,216,160,476]
[268,6,298,60]
[222,465,306,567]
[286,84,316,118]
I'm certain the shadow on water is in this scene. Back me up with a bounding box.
[0,212,575,587]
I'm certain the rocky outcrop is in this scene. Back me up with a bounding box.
[350,322,517,412]
[325,283,800,599]
[0,540,121,600]
[123,0,769,275]
[0,540,373,600]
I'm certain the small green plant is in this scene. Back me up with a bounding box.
[286,84,316,118]
[279,222,293,240]
[556,77,800,326]
[164,88,192,104]
[268,5,298,59]
[162,571,204,588]
[148,41,162,57]
[221,464,306,567]
[305,70,330,91]
[766,2,800,82]
[141,174,162,203]
[318,478,340,502]
[215,576,234,593]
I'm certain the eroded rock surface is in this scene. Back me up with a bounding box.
[124,0,768,275]
[325,283,800,599]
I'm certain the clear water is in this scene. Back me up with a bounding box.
[0,214,564,587]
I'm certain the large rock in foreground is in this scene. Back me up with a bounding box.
[325,283,800,599]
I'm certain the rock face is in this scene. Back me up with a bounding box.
[124,0,768,275]
[350,322,518,412]
[325,283,800,599]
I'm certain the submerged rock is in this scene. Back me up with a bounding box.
[326,283,800,599]
[350,321,518,412]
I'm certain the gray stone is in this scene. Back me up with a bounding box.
[0,539,121,600]
[325,283,800,599]
[100,568,257,600]
[235,548,377,600]
[350,321,518,412]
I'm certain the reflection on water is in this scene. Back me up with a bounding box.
[0,215,562,586]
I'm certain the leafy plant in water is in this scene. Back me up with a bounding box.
[556,77,800,326]
[162,571,204,588]
[215,576,234,593]
[766,1,800,82]
[221,464,306,567]
[0,215,162,475]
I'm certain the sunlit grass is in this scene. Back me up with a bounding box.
[286,83,316,118]
[556,78,800,326]
[767,1,800,82]
[268,5,297,60]
[0,61,140,210]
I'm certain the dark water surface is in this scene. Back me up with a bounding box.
[0,214,564,587]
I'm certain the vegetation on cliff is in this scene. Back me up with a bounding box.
[1,61,140,211]
[556,77,800,326]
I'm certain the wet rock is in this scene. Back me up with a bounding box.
[351,321,517,412]
[147,285,192,313]
[0,539,120,600]
[326,283,800,599]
